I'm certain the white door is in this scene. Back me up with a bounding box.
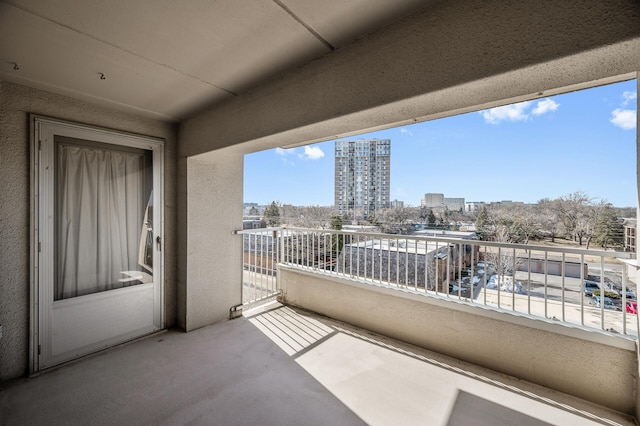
[32,117,164,371]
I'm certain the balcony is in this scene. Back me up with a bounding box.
[2,226,637,425]
[2,301,635,425]
[2,1,639,424]
[239,227,640,419]
[2,227,638,424]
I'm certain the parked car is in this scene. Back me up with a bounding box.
[626,301,638,314]
[625,288,636,300]
[614,285,636,300]
[603,284,620,298]
[591,295,618,310]
[584,281,599,297]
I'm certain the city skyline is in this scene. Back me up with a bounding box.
[244,79,638,208]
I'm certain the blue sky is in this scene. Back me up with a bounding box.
[245,79,638,208]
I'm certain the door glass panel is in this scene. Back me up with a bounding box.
[55,136,153,301]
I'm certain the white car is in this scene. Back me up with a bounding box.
[591,295,618,310]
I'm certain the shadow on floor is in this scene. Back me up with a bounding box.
[1,302,634,425]
[245,302,634,426]
[0,316,365,426]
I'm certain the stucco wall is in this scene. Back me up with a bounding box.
[280,266,637,414]
[0,81,177,381]
[179,150,243,331]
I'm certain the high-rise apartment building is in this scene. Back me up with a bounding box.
[335,139,390,220]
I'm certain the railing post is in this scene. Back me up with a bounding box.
[600,256,605,330]
[580,254,585,326]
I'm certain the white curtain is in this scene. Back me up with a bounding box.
[56,143,146,300]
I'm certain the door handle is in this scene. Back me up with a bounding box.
[156,236,162,251]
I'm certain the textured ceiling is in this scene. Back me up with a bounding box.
[0,0,431,121]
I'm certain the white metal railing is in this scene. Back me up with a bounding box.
[236,227,282,306]
[240,226,639,337]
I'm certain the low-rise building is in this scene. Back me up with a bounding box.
[465,201,485,212]
[337,238,476,292]
[422,193,465,213]
[624,218,636,252]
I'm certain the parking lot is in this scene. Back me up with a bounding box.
[449,261,640,336]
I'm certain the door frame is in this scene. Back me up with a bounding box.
[29,115,165,373]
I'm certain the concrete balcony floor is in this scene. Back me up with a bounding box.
[1,302,635,426]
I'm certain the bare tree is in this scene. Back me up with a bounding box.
[554,191,591,244]
[582,200,607,249]
[482,226,525,278]
[279,203,301,226]
[416,205,430,223]
[536,198,561,242]
[511,205,539,244]
[379,207,412,233]
[299,205,335,228]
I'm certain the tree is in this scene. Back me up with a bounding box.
[594,203,624,249]
[329,215,344,255]
[536,198,560,242]
[440,209,450,226]
[379,207,412,233]
[330,215,343,230]
[581,201,607,249]
[299,205,334,228]
[475,206,491,240]
[483,226,524,277]
[279,203,299,226]
[417,205,430,223]
[263,201,281,226]
[511,206,539,244]
[366,213,379,226]
[427,210,437,228]
[554,191,591,244]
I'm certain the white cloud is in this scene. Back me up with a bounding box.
[622,91,637,107]
[481,101,532,124]
[301,145,325,160]
[275,147,296,156]
[532,98,559,115]
[610,108,637,130]
[400,128,413,136]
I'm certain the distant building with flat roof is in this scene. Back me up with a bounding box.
[465,201,485,212]
[422,193,465,213]
[391,199,404,209]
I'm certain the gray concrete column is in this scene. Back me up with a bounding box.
[178,148,243,331]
